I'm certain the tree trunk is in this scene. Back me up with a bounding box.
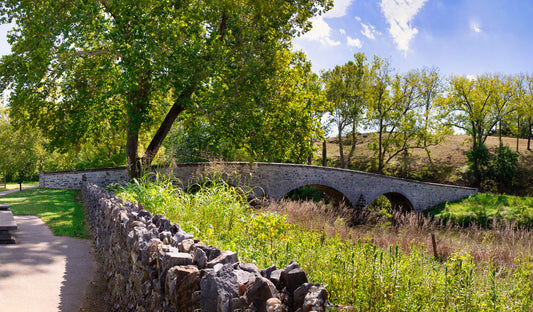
[337,121,345,168]
[126,125,140,179]
[527,119,533,151]
[348,121,357,161]
[378,120,384,174]
[338,135,345,169]
[322,140,327,166]
[142,90,192,165]
[516,115,520,153]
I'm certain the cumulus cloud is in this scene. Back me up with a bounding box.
[347,36,363,48]
[301,16,341,46]
[380,0,428,53]
[361,22,380,40]
[300,0,354,46]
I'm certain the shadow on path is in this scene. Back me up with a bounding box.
[0,216,96,311]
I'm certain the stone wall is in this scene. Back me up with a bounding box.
[40,167,128,189]
[43,162,476,211]
[82,182,333,312]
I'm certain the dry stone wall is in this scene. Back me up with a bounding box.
[40,167,128,189]
[82,182,334,312]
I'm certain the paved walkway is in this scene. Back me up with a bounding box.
[0,189,96,312]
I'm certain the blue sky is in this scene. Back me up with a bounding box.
[293,0,533,76]
[1,1,533,77]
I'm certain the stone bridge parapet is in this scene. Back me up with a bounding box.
[40,162,477,212]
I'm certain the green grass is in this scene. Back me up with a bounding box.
[0,188,88,238]
[113,178,533,310]
[431,193,533,227]
[0,181,39,191]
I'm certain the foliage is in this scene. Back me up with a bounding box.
[0,0,332,178]
[285,185,328,203]
[489,145,519,193]
[114,179,533,309]
[465,143,491,188]
[175,50,328,163]
[322,53,367,168]
[432,193,533,228]
[0,188,88,238]
[0,107,44,181]
[364,58,449,174]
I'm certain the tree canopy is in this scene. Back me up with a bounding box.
[0,0,332,177]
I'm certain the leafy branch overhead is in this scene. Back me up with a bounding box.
[0,0,333,177]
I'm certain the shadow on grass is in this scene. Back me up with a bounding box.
[0,188,88,238]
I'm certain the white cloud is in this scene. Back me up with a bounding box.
[347,36,363,48]
[355,16,362,22]
[470,20,482,33]
[301,17,341,46]
[361,22,380,40]
[380,0,428,53]
[324,0,355,18]
[300,0,354,47]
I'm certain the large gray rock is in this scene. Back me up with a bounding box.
[200,263,239,312]
[207,250,239,268]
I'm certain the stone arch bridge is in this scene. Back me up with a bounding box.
[169,162,476,212]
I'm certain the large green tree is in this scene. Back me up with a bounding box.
[172,49,327,163]
[0,0,331,178]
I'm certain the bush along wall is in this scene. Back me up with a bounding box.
[82,182,332,312]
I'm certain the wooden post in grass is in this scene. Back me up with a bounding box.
[431,233,438,259]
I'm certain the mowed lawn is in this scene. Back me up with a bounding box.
[0,188,88,238]
[1,181,40,191]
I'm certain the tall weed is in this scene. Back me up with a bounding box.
[113,178,533,310]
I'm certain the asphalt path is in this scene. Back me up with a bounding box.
[0,188,96,311]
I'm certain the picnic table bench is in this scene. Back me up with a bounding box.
[0,204,17,244]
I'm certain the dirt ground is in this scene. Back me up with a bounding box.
[79,253,111,312]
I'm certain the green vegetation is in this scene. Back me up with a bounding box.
[432,193,533,228]
[3,181,39,190]
[0,0,331,178]
[0,188,88,238]
[113,178,533,310]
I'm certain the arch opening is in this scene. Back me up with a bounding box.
[283,184,352,208]
[368,192,414,214]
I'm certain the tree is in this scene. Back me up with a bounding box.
[0,0,332,178]
[176,49,328,163]
[321,53,367,168]
[322,65,351,168]
[0,107,43,183]
[491,75,515,145]
[522,74,533,151]
[415,67,448,163]
[365,57,429,174]
[444,74,507,186]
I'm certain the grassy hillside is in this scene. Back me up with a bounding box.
[316,134,533,195]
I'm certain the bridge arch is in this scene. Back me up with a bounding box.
[280,182,353,207]
[368,192,414,212]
